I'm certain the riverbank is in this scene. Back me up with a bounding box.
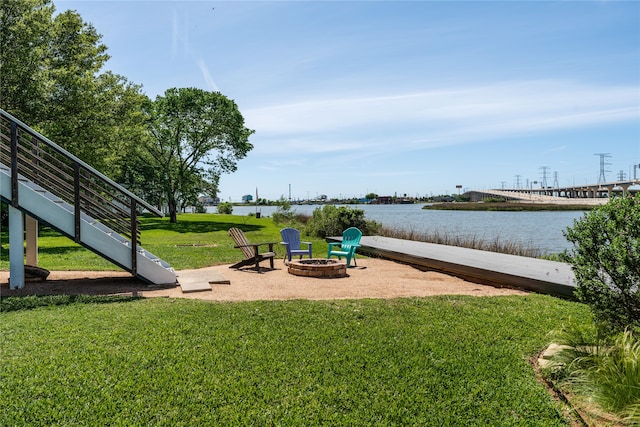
[422,202,597,211]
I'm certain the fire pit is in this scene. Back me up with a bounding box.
[287,258,347,278]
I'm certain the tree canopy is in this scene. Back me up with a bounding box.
[146,88,254,222]
[0,0,149,173]
[2,3,254,221]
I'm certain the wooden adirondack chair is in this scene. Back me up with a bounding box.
[280,227,313,262]
[228,227,276,271]
[327,227,362,267]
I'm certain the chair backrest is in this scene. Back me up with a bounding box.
[228,227,254,259]
[280,228,301,250]
[341,227,362,248]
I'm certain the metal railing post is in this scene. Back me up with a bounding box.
[130,199,138,276]
[10,121,18,207]
[73,162,81,243]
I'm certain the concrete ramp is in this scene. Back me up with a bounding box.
[328,235,576,299]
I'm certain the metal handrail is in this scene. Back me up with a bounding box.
[0,108,163,276]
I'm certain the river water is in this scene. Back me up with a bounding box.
[208,203,586,254]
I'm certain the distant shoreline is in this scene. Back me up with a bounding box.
[422,202,597,211]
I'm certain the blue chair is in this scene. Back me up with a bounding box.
[280,228,313,262]
[327,227,362,267]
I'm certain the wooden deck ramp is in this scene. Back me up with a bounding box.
[327,235,576,299]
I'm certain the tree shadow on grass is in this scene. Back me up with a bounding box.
[0,294,142,312]
[0,275,173,312]
[139,219,265,234]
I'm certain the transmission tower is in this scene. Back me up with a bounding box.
[553,171,559,194]
[595,153,611,184]
[617,170,627,181]
[539,166,550,189]
[514,174,522,189]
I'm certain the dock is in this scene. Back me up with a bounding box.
[327,235,576,299]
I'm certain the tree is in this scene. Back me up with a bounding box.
[146,88,254,222]
[0,0,53,123]
[0,1,149,175]
[365,193,378,201]
[562,196,640,333]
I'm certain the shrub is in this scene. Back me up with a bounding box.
[562,196,640,333]
[217,202,233,214]
[304,205,380,238]
[272,197,296,225]
[545,323,640,424]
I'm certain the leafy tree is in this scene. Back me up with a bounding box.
[0,0,53,123]
[0,1,149,175]
[562,196,640,333]
[145,88,254,222]
[365,193,378,201]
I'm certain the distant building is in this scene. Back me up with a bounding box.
[198,196,219,205]
[242,194,253,203]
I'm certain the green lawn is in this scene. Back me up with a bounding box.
[0,295,590,426]
[0,213,329,271]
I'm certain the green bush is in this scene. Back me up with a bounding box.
[304,205,380,238]
[562,196,640,333]
[217,202,233,214]
[272,197,296,225]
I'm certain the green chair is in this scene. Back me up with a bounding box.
[327,227,362,267]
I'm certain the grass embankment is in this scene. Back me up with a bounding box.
[0,295,590,425]
[423,202,596,211]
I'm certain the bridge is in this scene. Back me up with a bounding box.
[466,178,640,204]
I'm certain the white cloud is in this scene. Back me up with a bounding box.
[243,80,639,155]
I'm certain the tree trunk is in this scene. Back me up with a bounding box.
[168,198,178,223]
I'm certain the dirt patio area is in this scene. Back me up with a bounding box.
[0,258,529,301]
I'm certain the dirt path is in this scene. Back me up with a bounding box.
[0,258,528,301]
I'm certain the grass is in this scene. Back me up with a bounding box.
[0,210,563,271]
[0,213,330,271]
[544,324,640,425]
[378,225,545,258]
[0,294,590,425]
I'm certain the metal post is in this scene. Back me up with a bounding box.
[130,199,137,276]
[10,121,18,207]
[73,162,81,242]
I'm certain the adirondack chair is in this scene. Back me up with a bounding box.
[228,227,276,271]
[280,227,313,262]
[327,227,362,267]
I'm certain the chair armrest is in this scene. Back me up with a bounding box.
[327,242,341,250]
[237,241,277,248]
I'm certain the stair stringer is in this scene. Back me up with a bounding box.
[1,165,177,285]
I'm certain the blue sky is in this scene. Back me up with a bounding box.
[57,0,640,202]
